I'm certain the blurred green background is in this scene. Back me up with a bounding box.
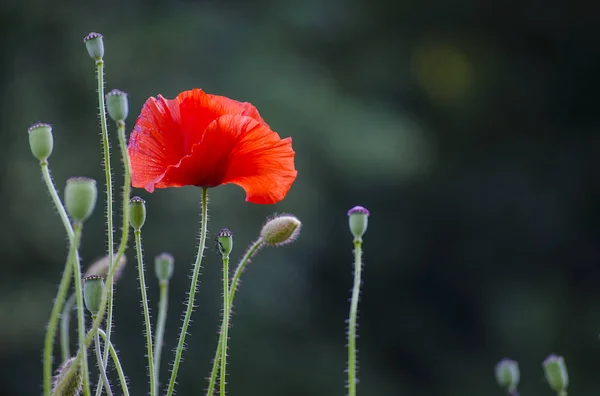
[1,0,599,395]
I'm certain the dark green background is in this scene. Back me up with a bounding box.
[1,0,599,395]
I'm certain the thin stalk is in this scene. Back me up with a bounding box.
[154,280,169,395]
[60,293,76,362]
[166,187,209,396]
[93,322,113,396]
[40,161,74,241]
[98,329,130,396]
[347,238,363,396]
[71,222,91,396]
[220,255,230,396]
[134,229,155,396]
[206,238,263,395]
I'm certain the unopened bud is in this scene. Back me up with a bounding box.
[52,356,83,396]
[347,206,369,240]
[495,359,520,392]
[106,89,129,122]
[83,32,104,61]
[155,253,174,283]
[84,254,127,284]
[65,177,97,223]
[543,354,569,393]
[129,196,146,231]
[217,228,234,258]
[28,123,54,161]
[83,275,105,316]
[260,214,301,246]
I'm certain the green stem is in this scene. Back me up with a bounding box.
[154,281,169,395]
[135,229,156,396]
[220,255,230,396]
[97,329,130,396]
[71,222,91,396]
[206,238,263,396]
[40,162,74,241]
[348,238,363,396]
[93,322,113,396]
[167,187,209,396]
[60,293,76,362]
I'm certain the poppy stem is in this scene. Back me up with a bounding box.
[348,237,363,396]
[153,279,169,395]
[134,229,156,396]
[71,222,92,396]
[94,59,117,391]
[206,238,264,396]
[92,322,113,396]
[219,254,230,396]
[167,187,209,396]
[60,293,76,362]
[98,328,131,396]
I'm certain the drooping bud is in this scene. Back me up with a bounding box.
[259,214,301,246]
[65,177,97,223]
[28,122,54,161]
[84,254,127,284]
[347,206,370,240]
[129,196,146,231]
[155,253,174,283]
[83,32,104,61]
[51,356,83,396]
[106,89,129,122]
[543,354,569,394]
[495,359,520,392]
[216,228,234,258]
[83,275,105,316]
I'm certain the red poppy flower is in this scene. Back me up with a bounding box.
[127,89,297,204]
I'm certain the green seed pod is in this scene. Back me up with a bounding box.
[129,196,146,231]
[106,89,129,122]
[83,32,104,61]
[28,122,54,161]
[216,228,234,258]
[155,252,175,283]
[495,359,520,392]
[83,275,105,316]
[543,354,569,393]
[347,206,370,240]
[52,356,83,396]
[84,254,127,284]
[259,214,301,246]
[65,177,97,223]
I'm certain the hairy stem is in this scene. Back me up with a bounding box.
[154,280,169,395]
[167,187,209,396]
[60,293,76,362]
[93,324,113,396]
[98,329,130,396]
[220,255,230,396]
[206,238,263,395]
[347,238,363,396]
[134,229,156,396]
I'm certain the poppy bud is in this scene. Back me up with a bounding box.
[347,206,370,240]
[495,359,520,392]
[106,89,129,122]
[260,214,301,246]
[129,196,146,231]
[155,252,174,283]
[28,122,54,161]
[65,177,98,223]
[83,275,105,316]
[217,228,234,258]
[84,254,127,284]
[543,354,569,394]
[83,32,104,61]
[52,356,83,396]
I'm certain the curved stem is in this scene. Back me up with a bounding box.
[206,238,263,395]
[347,238,363,396]
[167,187,209,396]
[71,222,91,396]
[135,229,156,396]
[93,323,113,396]
[40,162,74,241]
[60,293,76,362]
[154,281,169,395]
[98,329,130,396]
[220,255,230,396]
